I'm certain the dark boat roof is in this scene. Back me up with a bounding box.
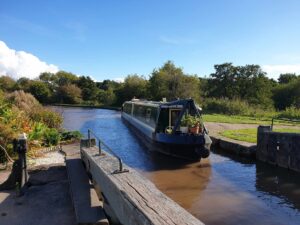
[124,98,196,107]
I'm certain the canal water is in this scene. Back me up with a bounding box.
[56,107,300,225]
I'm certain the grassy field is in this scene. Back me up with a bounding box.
[203,114,300,126]
[221,128,300,143]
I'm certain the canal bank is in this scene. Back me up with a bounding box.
[55,107,300,225]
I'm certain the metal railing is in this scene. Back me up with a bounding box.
[87,129,129,174]
[271,117,300,130]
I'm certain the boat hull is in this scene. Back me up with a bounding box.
[122,113,209,161]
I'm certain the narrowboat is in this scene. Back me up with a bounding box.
[121,98,212,161]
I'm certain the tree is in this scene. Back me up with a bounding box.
[97,80,121,91]
[278,73,298,84]
[98,88,116,105]
[0,76,16,92]
[149,61,200,101]
[116,74,148,104]
[273,79,300,109]
[206,63,274,108]
[29,81,52,103]
[57,84,82,104]
[53,71,79,86]
[77,76,99,103]
[206,63,239,98]
[15,77,32,91]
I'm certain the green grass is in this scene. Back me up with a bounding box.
[203,114,300,126]
[221,128,300,143]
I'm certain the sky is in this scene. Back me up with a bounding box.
[1,0,300,81]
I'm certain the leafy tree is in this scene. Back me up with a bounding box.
[97,80,121,91]
[98,88,116,105]
[15,77,32,91]
[117,74,148,104]
[53,71,79,86]
[149,61,200,101]
[77,76,99,102]
[273,79,300,109]
[206,63,274,108]
[56,84,82,104]
[206,63,239,98]
[29,81,52,103]
[278,73,298,84]
[0,76,16,92]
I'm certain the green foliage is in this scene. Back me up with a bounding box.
[277,106,300,119]
[57,84,82,104]
[53,71,79,86]
[149,61,201,101]
[29,81,52,103]
[98,88,116,105]
[278,73,298,84]
[60,130,83,141]
[28,122,48,140]
[206,63,274,108]
[273,78,300,110]
[0,76,16,92]
[116,74,148,104]
[77,76,99,102]
[15,77,32,91]
[30,109,63,129]
[181,114,202,127]
[203,98,251,115]
[43,128,60,146]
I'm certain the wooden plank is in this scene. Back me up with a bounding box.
[81,146,204,225]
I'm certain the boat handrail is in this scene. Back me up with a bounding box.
[87,129,129,174]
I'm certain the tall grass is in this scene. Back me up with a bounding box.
[201,98,300,120]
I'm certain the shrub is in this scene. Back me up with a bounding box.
[7,90,41,114]
[60,130,83,141]
[277,106,300,120]
[28,122,48,141]
[30,109,63,129]
[44,128,60,146]
[202,98,251,115]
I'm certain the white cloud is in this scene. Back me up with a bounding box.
[113,77,124,83]
[262,64,300,80]
[0,40,59,79]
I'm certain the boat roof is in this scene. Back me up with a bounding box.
[124,98,196,107]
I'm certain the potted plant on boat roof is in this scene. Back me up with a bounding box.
[180,114,189,133]
[186,115,202,134]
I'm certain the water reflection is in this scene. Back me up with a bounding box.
[55,107,300,225]
[256,162,300,211]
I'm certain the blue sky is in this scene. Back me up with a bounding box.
[1,0,300,81]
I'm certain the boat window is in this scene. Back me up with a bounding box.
[123,103,132,114]
[146,108,151,122]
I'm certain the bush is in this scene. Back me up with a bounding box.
[7,90,41,114]
[277,106,300,120]
[28,122,48,141]
[30,109,63,129]
[44,128,60,146]
[60,130,83,141]
[202,98,251,115]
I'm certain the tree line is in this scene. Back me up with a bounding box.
[0,61,299,113]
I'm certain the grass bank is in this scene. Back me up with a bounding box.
[203,114,300,126]
[221,128,300,143]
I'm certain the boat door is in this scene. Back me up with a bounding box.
[169,109,181,129]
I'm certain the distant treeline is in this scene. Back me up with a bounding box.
[1,61,300,117]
